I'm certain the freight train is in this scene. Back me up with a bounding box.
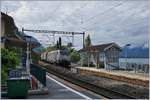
[41,49,71,67]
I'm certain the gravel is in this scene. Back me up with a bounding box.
[41,62,149,99]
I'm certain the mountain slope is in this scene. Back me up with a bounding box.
[120,47,149,58]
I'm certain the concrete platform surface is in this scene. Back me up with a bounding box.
[28,75,92,99]
[77,67,149,87]
[77,67,149,81]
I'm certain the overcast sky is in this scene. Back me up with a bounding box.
[1,0,150,49]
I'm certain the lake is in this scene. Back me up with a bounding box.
[119,58,149,64]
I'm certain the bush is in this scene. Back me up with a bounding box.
[1,70,7,85]
[70,50,80,63]
[2,48,20,70]
[1,48,20,84]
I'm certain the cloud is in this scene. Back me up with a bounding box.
[1,1,149,49]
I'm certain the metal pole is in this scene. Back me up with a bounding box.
[125,46,127,69]
[83,32,85,48]
[26,42,30,74]
[88,52,90,67]
[53,33,55,45]
[72,33,74,46]
[29,37,32,64]
[124,44,131,70]
[22,27,24,37]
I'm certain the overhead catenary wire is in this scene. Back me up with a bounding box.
[82,2,124,23]
[44,2,63,28]
[60,2,88,31]
[79,2,124,31]
[83,6,148,32]
[61,2,124,32]
[40,2,124,34]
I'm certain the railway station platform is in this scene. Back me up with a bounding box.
[76,67,149,87]
[28,74,99,99]
[1,74,94,99]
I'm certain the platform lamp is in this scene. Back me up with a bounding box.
[24,35,32,74]
[124,44,131,69]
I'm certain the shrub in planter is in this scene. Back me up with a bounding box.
[1,70,7,85]
[1,48,20,84]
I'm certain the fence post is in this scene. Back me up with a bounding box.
[134,64,137,73]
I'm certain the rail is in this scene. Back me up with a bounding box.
[40,63,136,99]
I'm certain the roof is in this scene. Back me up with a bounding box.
[1,12,13,20]
[1,12,17,29]
[79,42,122,52]
[4,37,40,49]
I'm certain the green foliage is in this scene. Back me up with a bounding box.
[68,48,74,53]
[1,48,20,84]
[67,43,72,47]
[32,54,40,64]
[55,37,62,49]
[1,70,7,85]
[46,45,59,52]
[58,37,62,47]
[46,44,69,52]
[70,49,80,63]
[80,52,88,66]
[2,48,20,70]
[85,34,92,47]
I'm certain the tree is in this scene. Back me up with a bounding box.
[85,34,92,47]
[55,37,62,49]
[56,40,59,49]
[82,34,92,66]
[58,37,62,47]
[70,49,80,63]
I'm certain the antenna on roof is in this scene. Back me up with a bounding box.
[5,2,8,14]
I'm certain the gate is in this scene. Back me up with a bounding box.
[30,64,46,86]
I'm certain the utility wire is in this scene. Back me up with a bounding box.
[82,2,124,24]
[79,2,124,31]
[61,2,88,30]
[63,2,124,32]
[57,2,88,46]
[81,3,135,31]
[83,6,148,32]
[37,2,62,45]
[46,2,63,28]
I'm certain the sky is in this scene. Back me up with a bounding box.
[1,0,150,49]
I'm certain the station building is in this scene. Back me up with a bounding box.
[79,43,122,70]
[1,12,20,48]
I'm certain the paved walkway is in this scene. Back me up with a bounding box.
[28,75,92,99]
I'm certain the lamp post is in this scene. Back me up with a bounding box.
[124,44,131,70]
[24,36,32,74]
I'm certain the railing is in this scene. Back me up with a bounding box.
[106,63,119,69]
[119,62,149,74]
[30,64,46,86]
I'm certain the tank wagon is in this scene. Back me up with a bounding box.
[41,50,71,67]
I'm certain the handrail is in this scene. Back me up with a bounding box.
[106,63,119,69]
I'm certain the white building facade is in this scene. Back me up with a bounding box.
[79,43,122,70]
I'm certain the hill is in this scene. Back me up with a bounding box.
[120,47,149,58]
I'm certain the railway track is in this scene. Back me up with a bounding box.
[39,63,136,99]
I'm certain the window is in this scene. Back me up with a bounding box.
[60,50,69,55]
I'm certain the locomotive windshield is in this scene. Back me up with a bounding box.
[60,50,69,55]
